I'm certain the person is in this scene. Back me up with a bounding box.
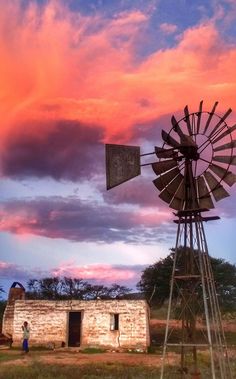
[22,321,30,353]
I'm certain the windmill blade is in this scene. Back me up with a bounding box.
[213,155,236,165]
[196,100,203,134]
[203,171,230,201]
[213,140,236,152]
[162,130,180,148]
[155,146,176,159]
[153,167,181,192]
[169,197,183,210]
[198,195,214,209]
[163,172,184,195]
[197,176,210,196]
[212,123,236,144]
[184,105,192,135]
[157,175,184,208]
[171,115,185,138]
[208,108,232,139]
[196,176,214,209]
[203,101,218,134]
[209,163,236,186]
[152,159,178,176]
[159,190,172,205]
[169,181,185,210]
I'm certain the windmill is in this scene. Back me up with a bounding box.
[105,101,236,378]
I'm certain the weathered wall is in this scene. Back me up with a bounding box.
[2,285,25,337]
[6,300,150,349]
[2,304,15,337]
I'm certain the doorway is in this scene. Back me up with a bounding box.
[68,312,82,347]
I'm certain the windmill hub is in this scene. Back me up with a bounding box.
[179,144,199,160]
[179,134,199,160]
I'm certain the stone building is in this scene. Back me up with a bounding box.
[2,282,150,350]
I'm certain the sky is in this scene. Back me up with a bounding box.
[1,0,236,297]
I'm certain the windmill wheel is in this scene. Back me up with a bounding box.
[152,101,236,210]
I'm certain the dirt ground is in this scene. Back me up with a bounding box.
[1,319,235,368]
[0,349,167,367]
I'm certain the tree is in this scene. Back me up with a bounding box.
[84,284,110,300]
[0,284,4,299]
[60,277,89,300]
[137,251,236,312]
[211,258,236,312]
[137,252,174,306]
[26,278,63,300]
[0,284,6,330]
[108,284,132,299]
[26,277,131,300]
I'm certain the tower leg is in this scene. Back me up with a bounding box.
[160,213,232,379]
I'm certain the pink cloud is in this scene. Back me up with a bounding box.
[0,198,174,244]
[51,263,139,283]
[0,259,145,289]
[159,22,178,34]
[134,208,172,226]
[110,10,148,28]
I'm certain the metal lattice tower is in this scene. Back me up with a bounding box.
[105,101,236,378]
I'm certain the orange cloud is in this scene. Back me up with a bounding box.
[1,1,236,152]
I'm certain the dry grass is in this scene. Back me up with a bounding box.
[0,348,235,379]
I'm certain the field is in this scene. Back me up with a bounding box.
[0,320,236,379]
[1,309,236,379]
[0,347,236,379]
[0,349,164,379]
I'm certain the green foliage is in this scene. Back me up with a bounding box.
[0,361,162,379]
[0,284,4,299]
[137,252,174,306]
[0,359,235,379]
[80,347,106,354]
[150,304,169,320]
[0,300,7,331]
[26,277,132,301]
[0,352,23,362]
[137,249,236,312]
[210,257,236,312]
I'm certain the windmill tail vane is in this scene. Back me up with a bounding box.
[105,101,236,379]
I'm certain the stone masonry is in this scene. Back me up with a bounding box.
[3,299,150,350]
[2,282,25,338]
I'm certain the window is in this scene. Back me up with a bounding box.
[110,313,119,330]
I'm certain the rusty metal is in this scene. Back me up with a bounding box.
[203,171,230,201]
[162,129,180,148]
[155,146,176,158]
[105,144,140,189]
[105,101,235,379]
[213,140,236,152]
[196,100,203,134]
[209,164,236,186]
[213,155,236,165]
[152,167,181,191]
[152,159,178,176]
[203,101,218,134]
[212,123,236,144]
[208,108,232,138]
